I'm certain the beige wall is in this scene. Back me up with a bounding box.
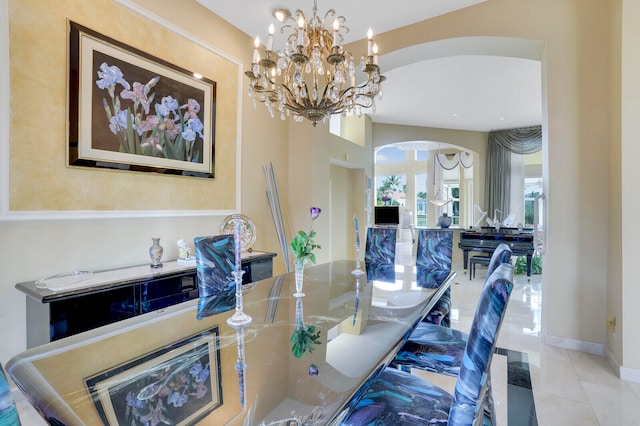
[0,0,289,366]
[351,0,634,376]
[621,0,640,372]
[287,117,371,268]
[9,0,239,212]
[608,0,623,369]
[369,0,611,357]
[2,0,639,382]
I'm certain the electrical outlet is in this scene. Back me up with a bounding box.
[607,316,616,333]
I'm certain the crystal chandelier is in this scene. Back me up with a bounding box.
[245,0,385,126]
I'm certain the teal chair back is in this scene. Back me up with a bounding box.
[417,230,453,324]
[194,235,236,319]
[416,229,452,271]
[364,227,397,265]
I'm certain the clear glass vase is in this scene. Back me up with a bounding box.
[293,258,305,297]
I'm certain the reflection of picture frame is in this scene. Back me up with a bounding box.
[85,327,222,425]
[67,21,216,178]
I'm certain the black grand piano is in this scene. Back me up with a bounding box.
[459,227,535,276]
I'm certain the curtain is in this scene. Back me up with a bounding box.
[485,125,542,224]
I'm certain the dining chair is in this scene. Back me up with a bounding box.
[193,235,237,319]
[416,230,453,327]
[364,227,397,265]
[391,259,513,424]
[393,244,512,377]
[340,262,514,426]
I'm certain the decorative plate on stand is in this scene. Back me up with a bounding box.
[219,214,257,252]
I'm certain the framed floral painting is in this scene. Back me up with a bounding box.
[67,21,216,178]
[85,327,222,425]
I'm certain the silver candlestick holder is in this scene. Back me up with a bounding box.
[227,323,248,407]
[227,270,252,327]
[351,244,365,276]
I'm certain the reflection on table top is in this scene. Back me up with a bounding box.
[7,260,455,426]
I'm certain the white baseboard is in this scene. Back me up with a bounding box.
[547,337,640,384]
[544,336,640,384]
[543,334,605,356]
[620,366,640,383]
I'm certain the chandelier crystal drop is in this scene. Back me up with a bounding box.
[245,0,385,126]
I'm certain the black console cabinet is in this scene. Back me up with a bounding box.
[16,252,276,348]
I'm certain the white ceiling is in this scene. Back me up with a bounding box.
[197,0,542,132]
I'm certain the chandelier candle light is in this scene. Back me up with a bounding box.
[245,0,385,126]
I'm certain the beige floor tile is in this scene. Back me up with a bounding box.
[535,393,599,425]
[583,381,640,425]
[529,357,590,403]
[568,350,623,389]
[626,380,640,399]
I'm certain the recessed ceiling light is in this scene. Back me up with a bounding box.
[272,8,291,22]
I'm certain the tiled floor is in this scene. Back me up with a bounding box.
[448,260,640,425]
[392,238,640,425]
[12,244,640,425]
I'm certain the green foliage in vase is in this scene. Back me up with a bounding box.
[514,254,543,275]
[290,207,321,264]
[290,324,321,359]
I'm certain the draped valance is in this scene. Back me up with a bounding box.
[489,125,542,155]
[485,125,542,224]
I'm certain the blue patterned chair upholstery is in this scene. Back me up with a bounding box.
[416,266,452,289]
[486,243,512,278]
[392,244,512,423]
[0,363,20,425]
[393,244,512,377]
[417,230,453,326]
[340,263,514,426]
[366,261,396,283]
[364,227,397,265]
[416,229,453,271]
[194,235,237,319]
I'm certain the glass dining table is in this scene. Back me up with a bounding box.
[7,260,455,425]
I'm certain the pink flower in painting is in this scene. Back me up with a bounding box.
[182,98,201,120]
[138,115,160,133]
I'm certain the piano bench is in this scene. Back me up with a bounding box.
[469,255,492,280]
